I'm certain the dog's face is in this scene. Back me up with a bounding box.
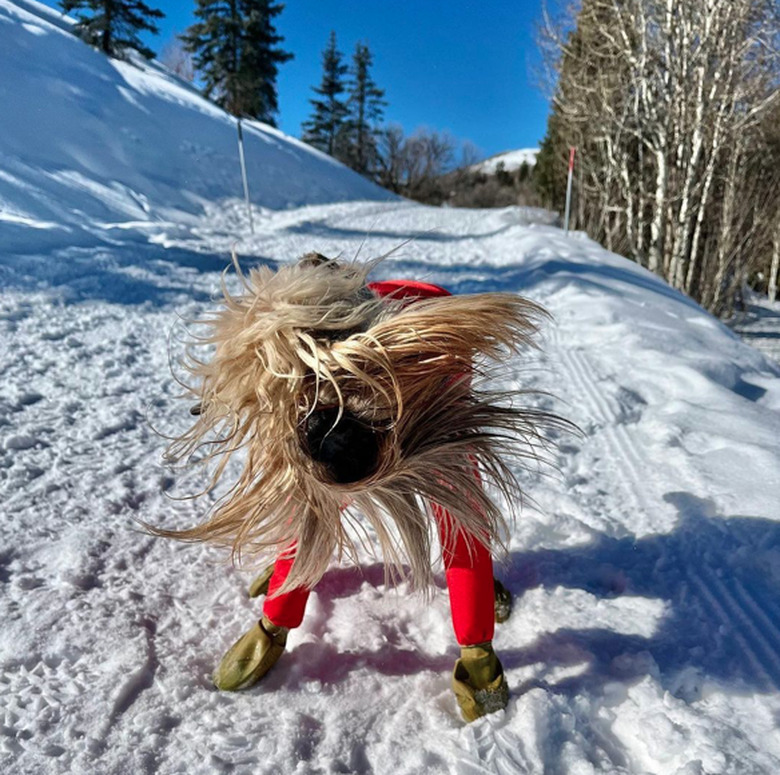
[154,254,560,594]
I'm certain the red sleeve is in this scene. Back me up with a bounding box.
[367,279,451,302]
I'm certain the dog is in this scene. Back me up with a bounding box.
[150,252,564,721]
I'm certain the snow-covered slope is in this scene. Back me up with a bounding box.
[3,3,780,774]
[471,148,538,175]
[0,0,390,256]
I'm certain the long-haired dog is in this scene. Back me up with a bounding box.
[151,252,565,720]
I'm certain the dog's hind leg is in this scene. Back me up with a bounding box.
[493,577,513,623]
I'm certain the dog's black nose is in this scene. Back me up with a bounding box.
[303,407,380,484]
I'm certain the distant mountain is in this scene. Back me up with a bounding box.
[470,148,538,175]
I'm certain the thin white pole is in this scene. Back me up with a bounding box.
[564,146,576,235]
[236,118,254,235]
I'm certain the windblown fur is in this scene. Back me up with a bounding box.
[150,254,565,595]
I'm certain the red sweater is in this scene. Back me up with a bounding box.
[368,279,451,302]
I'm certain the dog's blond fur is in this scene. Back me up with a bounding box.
[151,255,562,594]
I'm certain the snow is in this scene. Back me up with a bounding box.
[471,149,539,175]
[0,0,390,257]
[730,293,780,367]
[3,2,780,774]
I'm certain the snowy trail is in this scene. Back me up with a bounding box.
[3,2,780,770]
[3,200,780,774]
[551,332,654,532]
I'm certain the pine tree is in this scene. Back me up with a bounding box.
[302,31,349,157]
[181,0,241,115]
[236,0,292,122]
[60,0,164,59]
[533,116,566,213]
[343,42,386,175]
[182,0,292,123]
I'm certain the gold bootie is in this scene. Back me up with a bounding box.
[213,616,289,691]
[452,642,509,722]
[248,564,275,598]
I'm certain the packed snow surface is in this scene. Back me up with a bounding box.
[731,293,780,366]
[3,3,780,774]
[471,149,538,175]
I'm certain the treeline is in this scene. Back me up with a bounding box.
[61,0,293,126]
[299,33,544,207]
[301,31,386,178]
[536,0,780,315]
[297,31,525,202]
[59,2,534,206]
[61,0,165,60]
[443,159,538,209]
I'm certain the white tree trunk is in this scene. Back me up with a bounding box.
[648,148,667,274]
[542,0,780,313]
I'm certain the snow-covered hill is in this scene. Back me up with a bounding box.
[3,3,780,774]
[471,148,538,175]
[0,0,390,257]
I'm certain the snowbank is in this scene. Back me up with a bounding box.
[0,0,391,255]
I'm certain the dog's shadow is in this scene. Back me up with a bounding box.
[258,493,780,700]
[272,640,454,691]
[496,492,780,701]
[260,562,454,691]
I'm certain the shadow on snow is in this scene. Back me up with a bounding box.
[500,492,780,700]
[251,494,780,706]
[0,245,278,307]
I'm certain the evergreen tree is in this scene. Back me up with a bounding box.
[236,0,292,122]
[182,0,292,124]
[343,42,386,175]
[60,0,164,59]
[533,116,566,213]
[181,0,242,114]
[302,31,349,156]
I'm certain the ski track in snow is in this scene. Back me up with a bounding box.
[551,332,653,533]
[3,2,780,771]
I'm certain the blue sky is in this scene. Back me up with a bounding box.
[47,1,554,160]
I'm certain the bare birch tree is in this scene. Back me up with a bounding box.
[537,0,780,315]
